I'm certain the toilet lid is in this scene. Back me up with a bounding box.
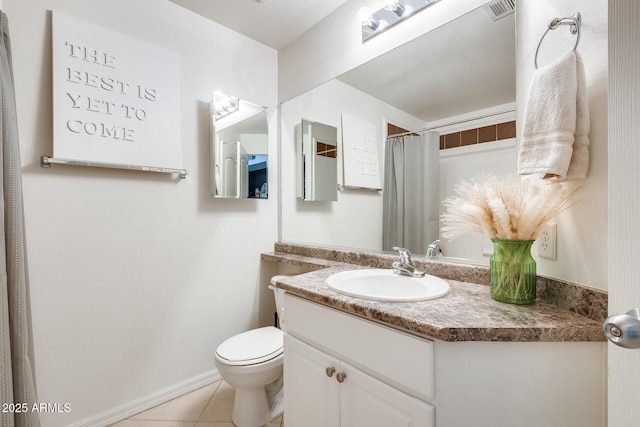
[216,326,283,366]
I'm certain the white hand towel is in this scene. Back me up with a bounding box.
[564,52,590,180]
[517,50,590,180]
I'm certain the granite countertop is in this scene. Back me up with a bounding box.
[262,244,607,343]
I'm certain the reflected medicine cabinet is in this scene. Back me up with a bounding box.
[296,119,338,201]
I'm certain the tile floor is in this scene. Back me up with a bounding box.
[109,380,283,427]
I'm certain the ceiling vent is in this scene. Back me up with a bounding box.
[483,0,515,21]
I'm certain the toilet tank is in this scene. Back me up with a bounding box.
[270,275,291,330]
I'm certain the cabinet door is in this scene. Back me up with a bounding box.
[340,362,434,427]
[284,334,340,427]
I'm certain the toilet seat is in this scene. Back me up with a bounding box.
[216,326,283,366]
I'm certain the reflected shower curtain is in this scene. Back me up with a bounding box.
[0,12,41,427]
[382,132,439,254]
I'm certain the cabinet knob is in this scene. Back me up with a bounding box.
[325,367,336,377]
[336,372,347,383]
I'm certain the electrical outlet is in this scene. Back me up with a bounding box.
[538,223,557,260]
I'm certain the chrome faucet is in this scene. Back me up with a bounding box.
[392,246,425,277]
[426,240,442,259]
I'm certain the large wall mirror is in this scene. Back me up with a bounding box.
[280,4,516,263]
[211,92,268,199]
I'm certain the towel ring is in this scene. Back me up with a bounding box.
[534,12,581,69]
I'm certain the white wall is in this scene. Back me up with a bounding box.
[517,0,608,289]
[281,79,427,250]
[4,1,278,426]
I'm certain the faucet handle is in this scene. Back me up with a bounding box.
[391,247,425,277]
[392,246,412,264]
[426,240,442,258]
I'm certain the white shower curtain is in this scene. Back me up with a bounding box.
[0,11,41,427]
[382,132,440,254]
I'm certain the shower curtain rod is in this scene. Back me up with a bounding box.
[387,109,516,139]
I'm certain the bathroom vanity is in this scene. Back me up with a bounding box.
[263,243,606,427]
[284,294,434,426]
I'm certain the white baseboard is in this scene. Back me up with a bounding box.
[66,369,221,427]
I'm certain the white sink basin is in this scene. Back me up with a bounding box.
[326,269,450,302]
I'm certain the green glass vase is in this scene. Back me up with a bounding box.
[490,239,537,305]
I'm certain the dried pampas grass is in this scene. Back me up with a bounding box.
[441,175,579,241]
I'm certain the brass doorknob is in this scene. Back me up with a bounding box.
[326,367,336,377]
[336,372,347,383]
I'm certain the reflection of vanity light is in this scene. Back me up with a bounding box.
[358,7,379,31]
[212,92,267,131]
[386,1,405,17]
[213,91,239,121]
[360,0,442,42]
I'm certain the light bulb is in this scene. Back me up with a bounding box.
[358,7,379,30]
[387,1,405,17]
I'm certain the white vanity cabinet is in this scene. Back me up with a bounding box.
[284,294,435,427]
[284,335,340,426]
[285,335,433,427]
[283,293,605,427]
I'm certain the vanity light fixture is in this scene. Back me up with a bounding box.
[360,0,442,42]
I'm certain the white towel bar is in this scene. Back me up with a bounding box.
[534,12,582,69]
[40,156,188,179]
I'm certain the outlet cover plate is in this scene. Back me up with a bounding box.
[538,223,557,260]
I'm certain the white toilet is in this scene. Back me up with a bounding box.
[214,275,289,427]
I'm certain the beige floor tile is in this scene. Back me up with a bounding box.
[193,419,277,426]
[193,423,235,426]
[130,382,220,422]
[197,381,235,422]
[113,379,284,427]
[269,414,283,426]
[109,420,195,427]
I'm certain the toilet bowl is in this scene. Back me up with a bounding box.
[214,275,290,427]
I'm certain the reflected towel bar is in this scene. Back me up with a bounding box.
[337,184,381,192]
[40,156,188,179]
